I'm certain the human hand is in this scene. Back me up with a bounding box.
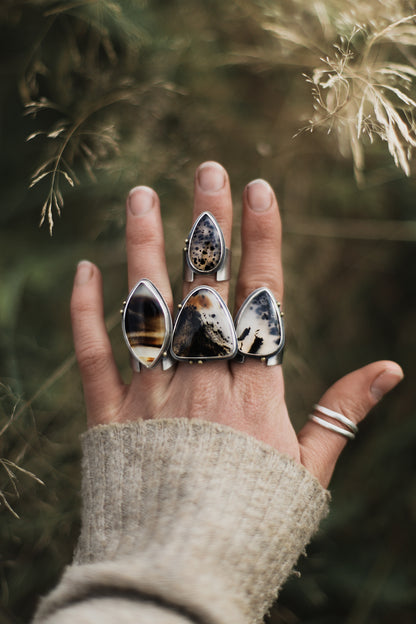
[70,161,403,488]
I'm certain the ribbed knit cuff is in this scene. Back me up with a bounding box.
[36,419,329,624]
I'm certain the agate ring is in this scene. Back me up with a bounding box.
[183,211,231,282]
[171,285,237,363]
[122,279,175,371]
[234,287,285,366]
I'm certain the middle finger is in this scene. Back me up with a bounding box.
[182,161,233,304]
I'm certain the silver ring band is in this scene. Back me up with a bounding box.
[313,404,358,433]
[308,414,356,440]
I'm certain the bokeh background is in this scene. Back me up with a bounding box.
[1,2,415,623]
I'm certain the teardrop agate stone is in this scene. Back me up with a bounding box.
[171,286,237,360]
[124,280,170,368]
[235,288,283,357]
[187,212,223,273]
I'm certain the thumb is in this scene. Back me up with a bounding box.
[298,361,404,488]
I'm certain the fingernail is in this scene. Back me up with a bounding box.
[246,179,273,212]
[128,186,155,216]
[197,162,226,192]
[76,260,93,285]
[370,368,404,400]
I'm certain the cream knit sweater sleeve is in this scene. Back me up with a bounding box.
[33,418,330,624]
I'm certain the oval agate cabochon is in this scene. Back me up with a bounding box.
[123,280,171,368]
[235,288,283,357]
[171,286,237,360]
[187,212,224,273]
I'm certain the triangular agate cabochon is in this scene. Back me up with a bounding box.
[235,289,282,357]
[171,287,236,359]
[124,281,168,368]
[188,212,223,273]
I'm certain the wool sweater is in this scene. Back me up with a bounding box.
[34,418,330,624]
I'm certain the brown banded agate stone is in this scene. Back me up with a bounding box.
[123,280,170,368]
[171,286,237,360]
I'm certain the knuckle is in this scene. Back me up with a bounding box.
[126,226,163,251]
[238,273,283,304]
[337,395,369,423]
[331,395,371,423]
[70,296,96,320]
[247,218,280,245]
[76,343,113,378]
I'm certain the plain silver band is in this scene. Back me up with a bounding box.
[313,404,358,433]
[309,415,356,440]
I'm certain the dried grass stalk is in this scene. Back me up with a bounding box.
[249,0,416,179]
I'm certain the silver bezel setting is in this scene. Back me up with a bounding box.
[234,287,285,366]
[183,211,231,282]
[122,278,174,371]
[171,285,238,362]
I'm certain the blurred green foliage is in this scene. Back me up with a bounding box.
[0,1,415,623]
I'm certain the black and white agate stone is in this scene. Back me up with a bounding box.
[122,279,173,370]
[171,286,237,361]
[234,287,284,365]
[183,212,230,281]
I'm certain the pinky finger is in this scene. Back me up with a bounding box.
[70,261,125,427]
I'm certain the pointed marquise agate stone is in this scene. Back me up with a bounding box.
[235,288,284,358]
[187,212,224,274]
[171,286,237,361]
[123,279,171,369]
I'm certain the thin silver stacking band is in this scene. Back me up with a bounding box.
[308,404,358,440]
[314,404,358,433]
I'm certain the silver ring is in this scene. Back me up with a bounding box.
[308,415,356,440]
[234,287,285,366]
[183,211,231,282]
[171,285,237,363]
[122,279,175,371]
[313,404,358,434]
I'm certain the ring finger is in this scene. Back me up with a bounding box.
[232,179,284,382]
[235,179,283,312]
